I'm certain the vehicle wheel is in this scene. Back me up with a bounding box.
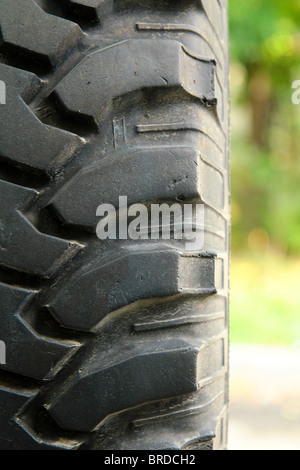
[0,0,230,450]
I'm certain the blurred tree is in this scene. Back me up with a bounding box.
[229,0,300,254]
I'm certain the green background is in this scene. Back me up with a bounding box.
[229,0,300,345]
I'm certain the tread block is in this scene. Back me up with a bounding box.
[47,339,200,432]
[0,180,81,278]
[0,283,80,380]
[50,248,216,331]
[51,147,202,229]
[54,39,216,124]
[0,64,84,175]
[0,0,83,66]
[87,362,226,449]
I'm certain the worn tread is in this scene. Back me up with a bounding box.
[0,0,83,66]
[0,0,229,450]
[0,180,81,277]
[54,38,216,125]
[0,64,84,175]
[50,248,218,331]
[50,147,224,230]
[0,283,80,381]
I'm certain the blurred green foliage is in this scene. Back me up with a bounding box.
[230,0,300,75]
[229,1,300,345]
[229,0,300,254]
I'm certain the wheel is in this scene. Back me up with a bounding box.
[0,0,230,450]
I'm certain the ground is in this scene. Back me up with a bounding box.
[228,344,300,450]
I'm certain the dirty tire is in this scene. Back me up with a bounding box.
[0,0,230,450]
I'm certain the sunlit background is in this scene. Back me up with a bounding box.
[228,0,300,450]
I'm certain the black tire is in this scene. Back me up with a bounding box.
[0,0,230,450]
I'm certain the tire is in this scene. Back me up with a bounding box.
[0,0,230,450]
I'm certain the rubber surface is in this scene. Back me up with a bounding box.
[0,0,230,450]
